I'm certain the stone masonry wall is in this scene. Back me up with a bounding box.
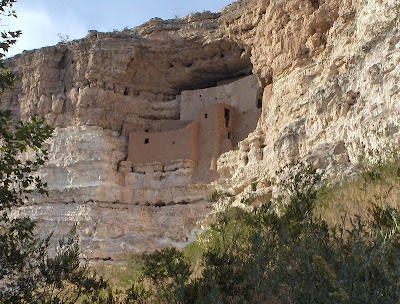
[128,122,198,164]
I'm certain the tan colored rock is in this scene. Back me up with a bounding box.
[3,0,400,260]
[216,0,400,198]
[51,94,66,114]
[13,201,212,261]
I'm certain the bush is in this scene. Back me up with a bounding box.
[207,190,224,202]
[124,164,400,303]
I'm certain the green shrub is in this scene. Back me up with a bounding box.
[207,190,223,202]
[116,154,400,304]
[124,164,400,303]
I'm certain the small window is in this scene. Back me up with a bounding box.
[144,138,149,144]
[172,141,175,145]
[204,113,208,119]
[124,88,129,96]
[228,133,231,139]
[224,109,230,127]
[145,128,149,133]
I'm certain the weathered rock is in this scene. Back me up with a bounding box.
[13,201,211,261]
[216,0,400,196]
[4,1,400,260]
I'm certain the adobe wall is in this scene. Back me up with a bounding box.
[159,120,190,132]
[180,75,259,121]
[121,119,189,137]
[128,122,198,164]
[192,103,235,183]
[125,75,261,185]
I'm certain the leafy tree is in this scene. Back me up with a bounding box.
[132,248,192,304]
[0,1,110,303]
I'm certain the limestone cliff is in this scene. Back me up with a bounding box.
[3,0,400,261]
[216,0,400,199]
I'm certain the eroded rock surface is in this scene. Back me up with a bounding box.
[4,0,400,260]
[216,0,400,198]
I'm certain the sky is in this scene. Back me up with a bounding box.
[5,0,235,57]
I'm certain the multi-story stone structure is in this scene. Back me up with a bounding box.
[120,75,261,199]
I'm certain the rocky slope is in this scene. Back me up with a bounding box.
[4,0,400,260]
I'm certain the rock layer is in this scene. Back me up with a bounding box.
[4,0,400,260]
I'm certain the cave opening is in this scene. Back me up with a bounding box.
[310,0,320,9]
[169,39,253,93]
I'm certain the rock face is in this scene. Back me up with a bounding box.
[216,0,400,195]
[3,0,400,260]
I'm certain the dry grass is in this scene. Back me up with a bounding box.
[315,156,400,228]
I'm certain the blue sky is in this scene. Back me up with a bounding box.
[6,0,234,57]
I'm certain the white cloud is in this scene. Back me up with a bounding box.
[7,5,88,57]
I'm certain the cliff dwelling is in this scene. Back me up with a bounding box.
[121,75,261,188]
[3,0,400,263]
[1,9,269,258]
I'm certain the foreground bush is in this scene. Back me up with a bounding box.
[125,166,400,304]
